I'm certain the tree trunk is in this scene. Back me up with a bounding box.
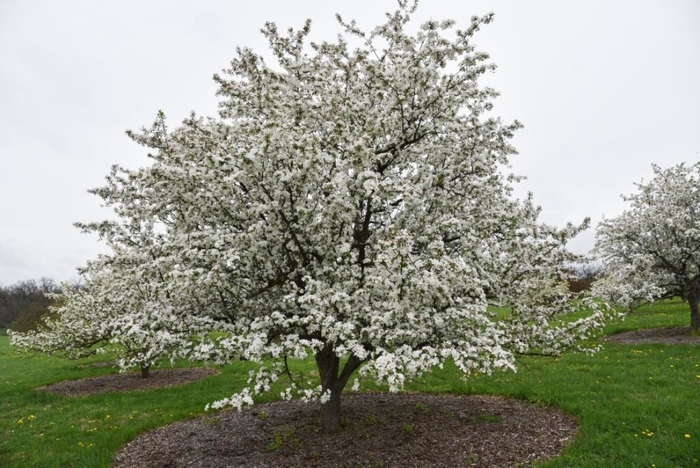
[314,345,364,433]
[140,365,150,378]
[320,384,343,432]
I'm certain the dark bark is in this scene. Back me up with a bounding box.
[320,383,342,433]
[314,345,364,432]
[141,365,150,378]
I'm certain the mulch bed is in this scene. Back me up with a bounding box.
[112,393,577,468]
[604,326,700,345]
[36,368,218,397]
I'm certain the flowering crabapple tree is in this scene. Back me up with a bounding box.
[73,1,609,431]
[9,244,223,378]
[594,162,700,331]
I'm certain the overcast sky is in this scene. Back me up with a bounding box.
[0,0,698,286]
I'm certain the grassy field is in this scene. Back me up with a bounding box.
[1,299,699,467]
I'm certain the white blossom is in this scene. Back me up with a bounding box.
[594,162,700,330]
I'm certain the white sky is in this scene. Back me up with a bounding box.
[0,0,698,286]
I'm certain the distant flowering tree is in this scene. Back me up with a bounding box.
[25,1,609,431]
[594,162,700,331]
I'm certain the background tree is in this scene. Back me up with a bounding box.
[0,287,10,330]
[9,299,59,333]
[567,263,603,293]
[55,1,608,431]
[594,162,700,331]
[1,278,59,330]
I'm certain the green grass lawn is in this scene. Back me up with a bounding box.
[1,299,699,467]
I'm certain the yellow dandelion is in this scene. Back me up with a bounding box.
[685,434,691,438]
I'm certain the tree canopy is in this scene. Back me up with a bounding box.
[11,1,609,432]
[594,162,700,330]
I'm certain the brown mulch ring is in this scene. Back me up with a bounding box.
[36,368,218,397]
[112,393,577,468]
[604,326,700,345]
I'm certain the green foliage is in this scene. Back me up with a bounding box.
[0,278,59,330]
[1,298,698,467]
[9,300,58,333]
